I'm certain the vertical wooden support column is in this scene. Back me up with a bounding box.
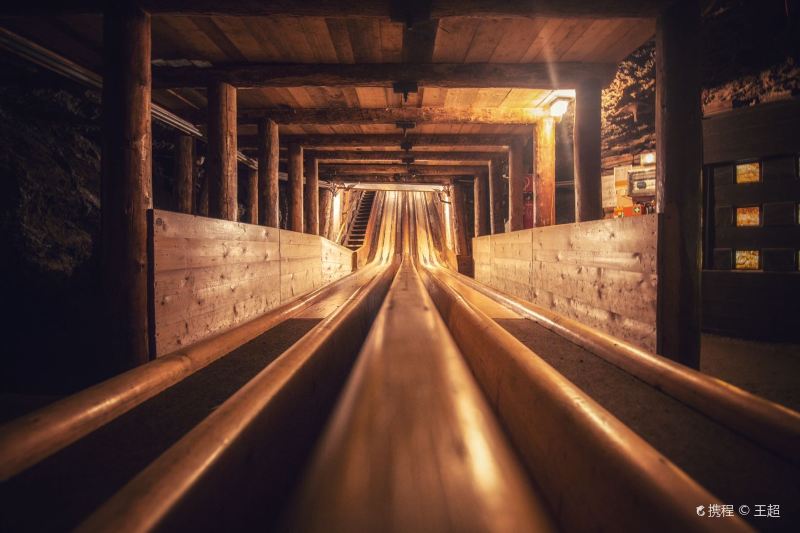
[174,134,194,214]
[288,143,304,233]
[488,158,504,234]
[246,165,258,224]
[207,81,237,221]
[319,186,333,240]
[473,175,489,237]
[508,139,525,231]
[197,163,209,216]
[656,0,702,368]
[451,182,468,256]
[101,2,152,368]
[533,117,556,227]
[304,157,319,235]
[258,118,280,227]
[574,79,604,221]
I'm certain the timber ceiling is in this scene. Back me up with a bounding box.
[0,5,656,167]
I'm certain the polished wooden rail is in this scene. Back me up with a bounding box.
[283,196,555,532]
[411,192,751,532]
[78,193,402,532]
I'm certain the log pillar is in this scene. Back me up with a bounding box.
[246,165,258,224]
[574,79,604,221]
[197,162,209,216]
[655,0,702,368]
[101,2,152,368]
[320,186,333,240]
[288,143,304,232]
[533,117,556,227]
[258,118,280,227]
[304,157,319,235]
[488,158,504,234]
[508,139,525,231]
[174,134,194,214]
[207,81,237,221]
[451,182,469,256]
[473,174,489,237]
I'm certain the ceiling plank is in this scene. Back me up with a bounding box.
[3,0,670,18]
[320,164,487,175]
[242,133,522,148]
[236,106,545,125]
[153,61,616,89]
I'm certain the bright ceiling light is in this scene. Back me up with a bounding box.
[550,98,570,118]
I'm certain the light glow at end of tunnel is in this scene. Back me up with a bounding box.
[549,98,570,118]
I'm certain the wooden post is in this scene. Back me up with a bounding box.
[508,139,525,231]
[320,186,333,240]
[473,175,489,237]
[656,0,702,368]
[288,143,304,232]
[533,117,556,227]
[574,79,603,221]
[488,158,504,234]
[174,134,194,214]
[101,2,152,369]
[304,156,319,235]
[246,165,258,224]
[452,182,468,256]
[258,118,280,227]
[197,161,209,216]
[207,81,238,221]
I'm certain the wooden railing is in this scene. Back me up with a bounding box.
[473,215,659,351]
[149,209,353,357]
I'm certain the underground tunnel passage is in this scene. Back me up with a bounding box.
[0,1,799,531]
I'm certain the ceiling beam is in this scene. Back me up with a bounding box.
[320,164,486,175]
[240,133,520,149]
[310,151,497,162]
[237,106,546,125]
[1,1,670,18]
[153,62,616,90]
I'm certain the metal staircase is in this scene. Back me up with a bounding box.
[344,191,376,250]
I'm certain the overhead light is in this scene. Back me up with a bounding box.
[640,151,656,165]
[550,98,570,118]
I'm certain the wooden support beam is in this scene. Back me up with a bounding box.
[207,81,238,221]
[238,106,546,125]
[533,117,556,227]
[246,166,258,224]
[154,62,617,90]
[574,79,603,221]
[197,164,209,216]
[319,187,333,240]
[304,157,319,235]
[288,143,304,233]
[451,184,468,257]
[488,158,505,234]
[174,134,194,214]
[243,134,519,149]
[655,0,702,369]
[320,164,487,176]
[6,0,670,18]
[508,139,525,231]
[474,176,489,237]
[258,118,280,227]
[100,2,152,369]
[311,151,496,163]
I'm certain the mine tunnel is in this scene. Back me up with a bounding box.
[0,1,798,531]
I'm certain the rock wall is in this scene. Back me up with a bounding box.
[601,0,800,170]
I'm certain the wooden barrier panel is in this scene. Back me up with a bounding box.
[474,215,659,350]
[149,209,353,356]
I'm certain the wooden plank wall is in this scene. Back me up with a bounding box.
[473,215,659,351]
[150,209,353,356]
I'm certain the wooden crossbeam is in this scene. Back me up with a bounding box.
[2,0,669,17]
[154,62,616,89]
[237,106,546,125]
[310,151,497,162]
[240,133,520,149]
[320,164,486,175]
